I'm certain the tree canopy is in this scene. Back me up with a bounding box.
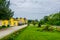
[40,12,60,26]
[0,0,14,20]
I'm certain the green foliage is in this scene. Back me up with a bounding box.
[0,25,10,29]
[7,25,10,27]
[32,20,36,25]
[40,24,57,32]
[39,19,45,24]
[38,22,41,27]
[2,25,6,28]
[0,0,14,20]
[40,12,60,26]
[0,26,2,29]
[28,20,32,26]
[0,25,6,29]
[28,19,38,26]
[56,27,60,32]
[43,24,50,31]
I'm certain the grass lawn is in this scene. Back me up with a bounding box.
[15,25,60,40]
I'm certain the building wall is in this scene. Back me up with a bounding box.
[0,20,2,26]
[14,20,18,26]
[10,18,14,26]
[0,18,27,27]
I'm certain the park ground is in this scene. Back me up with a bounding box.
[14,25,60,40]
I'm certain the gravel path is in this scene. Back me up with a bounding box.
[0,25,27,39]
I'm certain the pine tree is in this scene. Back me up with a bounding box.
[0,0,14,20]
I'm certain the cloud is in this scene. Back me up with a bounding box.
[10,0,60,20]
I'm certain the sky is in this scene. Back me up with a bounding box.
[10,0,60,20]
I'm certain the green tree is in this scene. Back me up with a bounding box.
[0,0,14,20]
[40,12,60,26]
[43,16,49,22]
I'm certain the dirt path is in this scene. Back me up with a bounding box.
[0,25,27,39]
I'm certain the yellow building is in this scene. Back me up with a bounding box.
[0,18,27,27]
[2,20,8,26]
[10,18,15,26]
[19,18,28,24]
[14,20,18,26]
[4,20,9,26]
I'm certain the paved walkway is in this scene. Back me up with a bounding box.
[0,25,27,39]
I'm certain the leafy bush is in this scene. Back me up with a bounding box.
[56,27,60,32]
[38,22,41,27]
[42,24,55,31]
[7,25,10,27]
[2,25,6,28]
[43,24,50,31]
[0,26,2,29]
[49,27,55,31]
[40,12,60,26]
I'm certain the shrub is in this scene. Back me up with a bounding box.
[0,26,2,29]
[38,22,41,27]
[43,24,50,31]
[7,25,10,27]
[42,24,56,32]
[49,27,54,31]
[2,25,6,28]
[56,27,60,32]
